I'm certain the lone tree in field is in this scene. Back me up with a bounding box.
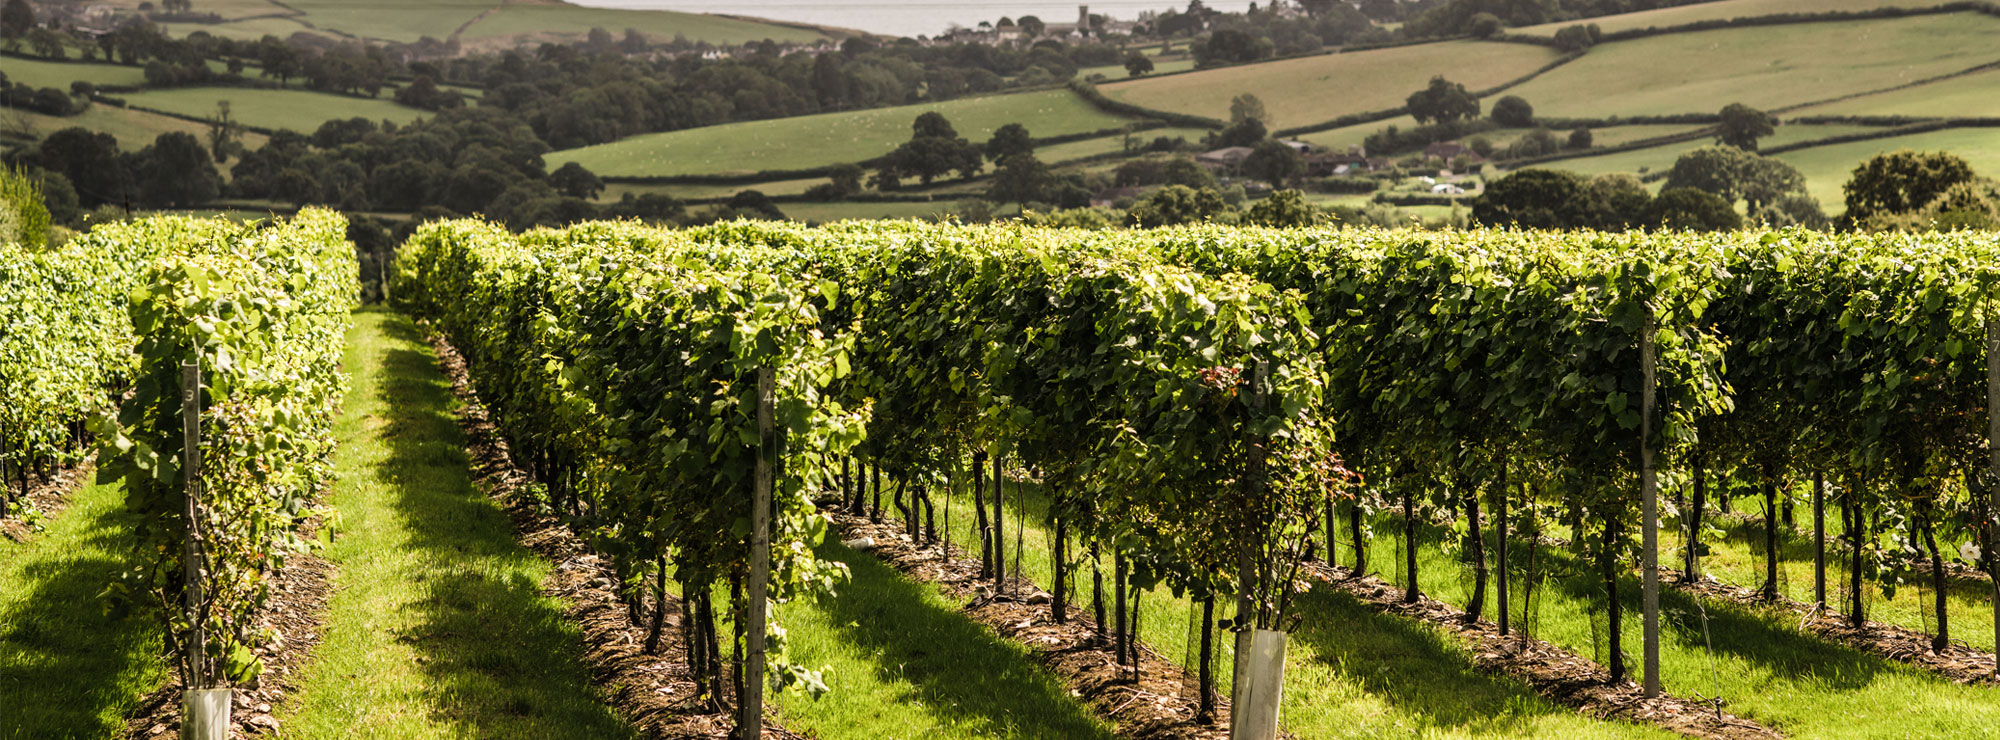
[1715,103,1777,151]
[1124,52,1154,76]
[550,162,604,200]
[984,123,1034,162]
[879,112,985,186]
[1230,93,1269,127]
[1406,76,1479,125]
[1491,95,1534,127]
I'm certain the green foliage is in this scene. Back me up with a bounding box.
[1244,190,1329,227]
[1126,185,1234,226]
[398,220,870,696]
[1648,188,1742,231]
[0,166,51,248]
[1242,140,1305,186]
[1663,145,1807,211]
[1406,75,1480,125]
[1491,95,1534,127]
[1843,148,1980,224]
[1,214,153,500]
[1715,103,1777,151]
[91,209,359,688]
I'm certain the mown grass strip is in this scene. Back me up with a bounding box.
[0,479,164,739]
[1377,512,2000,739]
[899,475,1672,739]
[274,309,631,740]
[728,543,1119,739]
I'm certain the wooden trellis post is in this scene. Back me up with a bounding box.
[1641,314,1661,699]
[182,360,230,740]
[740,367,775,739]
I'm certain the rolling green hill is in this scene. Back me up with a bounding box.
[1502,13,2000,118]
[1096,40,1562,130]
[548,89,1135,178]
[1511,0,1953,36]
[112,88,431,133]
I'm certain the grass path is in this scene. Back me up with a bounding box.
[897,473,1671,739]
[275,308,631,739]
[0,480,163,739]
[737,543,1117,739]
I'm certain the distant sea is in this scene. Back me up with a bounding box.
[569,0,1261,39]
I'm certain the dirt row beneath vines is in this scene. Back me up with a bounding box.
[119,534,334,738]
[0,459,93,543]
[1303,561,1782,740]
[1664,566,1998,686]
[427,329,803,740]
[827,512,1233,740]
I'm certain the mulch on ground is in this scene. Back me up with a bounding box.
[427,328,802,740]
[1303,562,1783,740]
[1665,566,1998,686]
[119,542,334,738]
[827,512,1232,740]
[1,460,93,543]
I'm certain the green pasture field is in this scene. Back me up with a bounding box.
[456,4,827,45]
[1078,56,1198,80]
[1528,123,1883,179]
[1378,513,2000,739]
[87,0,295,21]
[1789,67,2000,118]
[547,89,1134,178]
[901,479,1677,739]
[259,0,491,44]
[1097,41,1561,131]
[112,88,430,133]
[1512,0,1955,37]
[1502,13,2000,118]
[3,105,272,152]
[1772,126,2000,210]
[1,57,149,89]
[157,17,336,42]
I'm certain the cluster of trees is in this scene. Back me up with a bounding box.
[1844,149,2000,231]
[1476,144,1825,231]
[1166,0,1381,68]
[18,127,222,215]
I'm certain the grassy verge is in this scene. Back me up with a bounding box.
[1375,507,2000,739]
[275,308,631,739]
[1677,489,1996,652]
[890,469,1671,739]
[709,543,1116,739]
[0,479,163,739]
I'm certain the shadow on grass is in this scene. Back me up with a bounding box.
[810,544,1114,739]
[355,313,630,739]
[1377,512,1892,690]
[0,504,159,739]
[1290,586,1563,735]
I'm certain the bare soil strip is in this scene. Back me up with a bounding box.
[826,513,1233,740]
[1664,567,1998,686]
[1,460,94,543]
[426,328,803,740]
[1302,562,1783,740]
[119,545,334,738]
